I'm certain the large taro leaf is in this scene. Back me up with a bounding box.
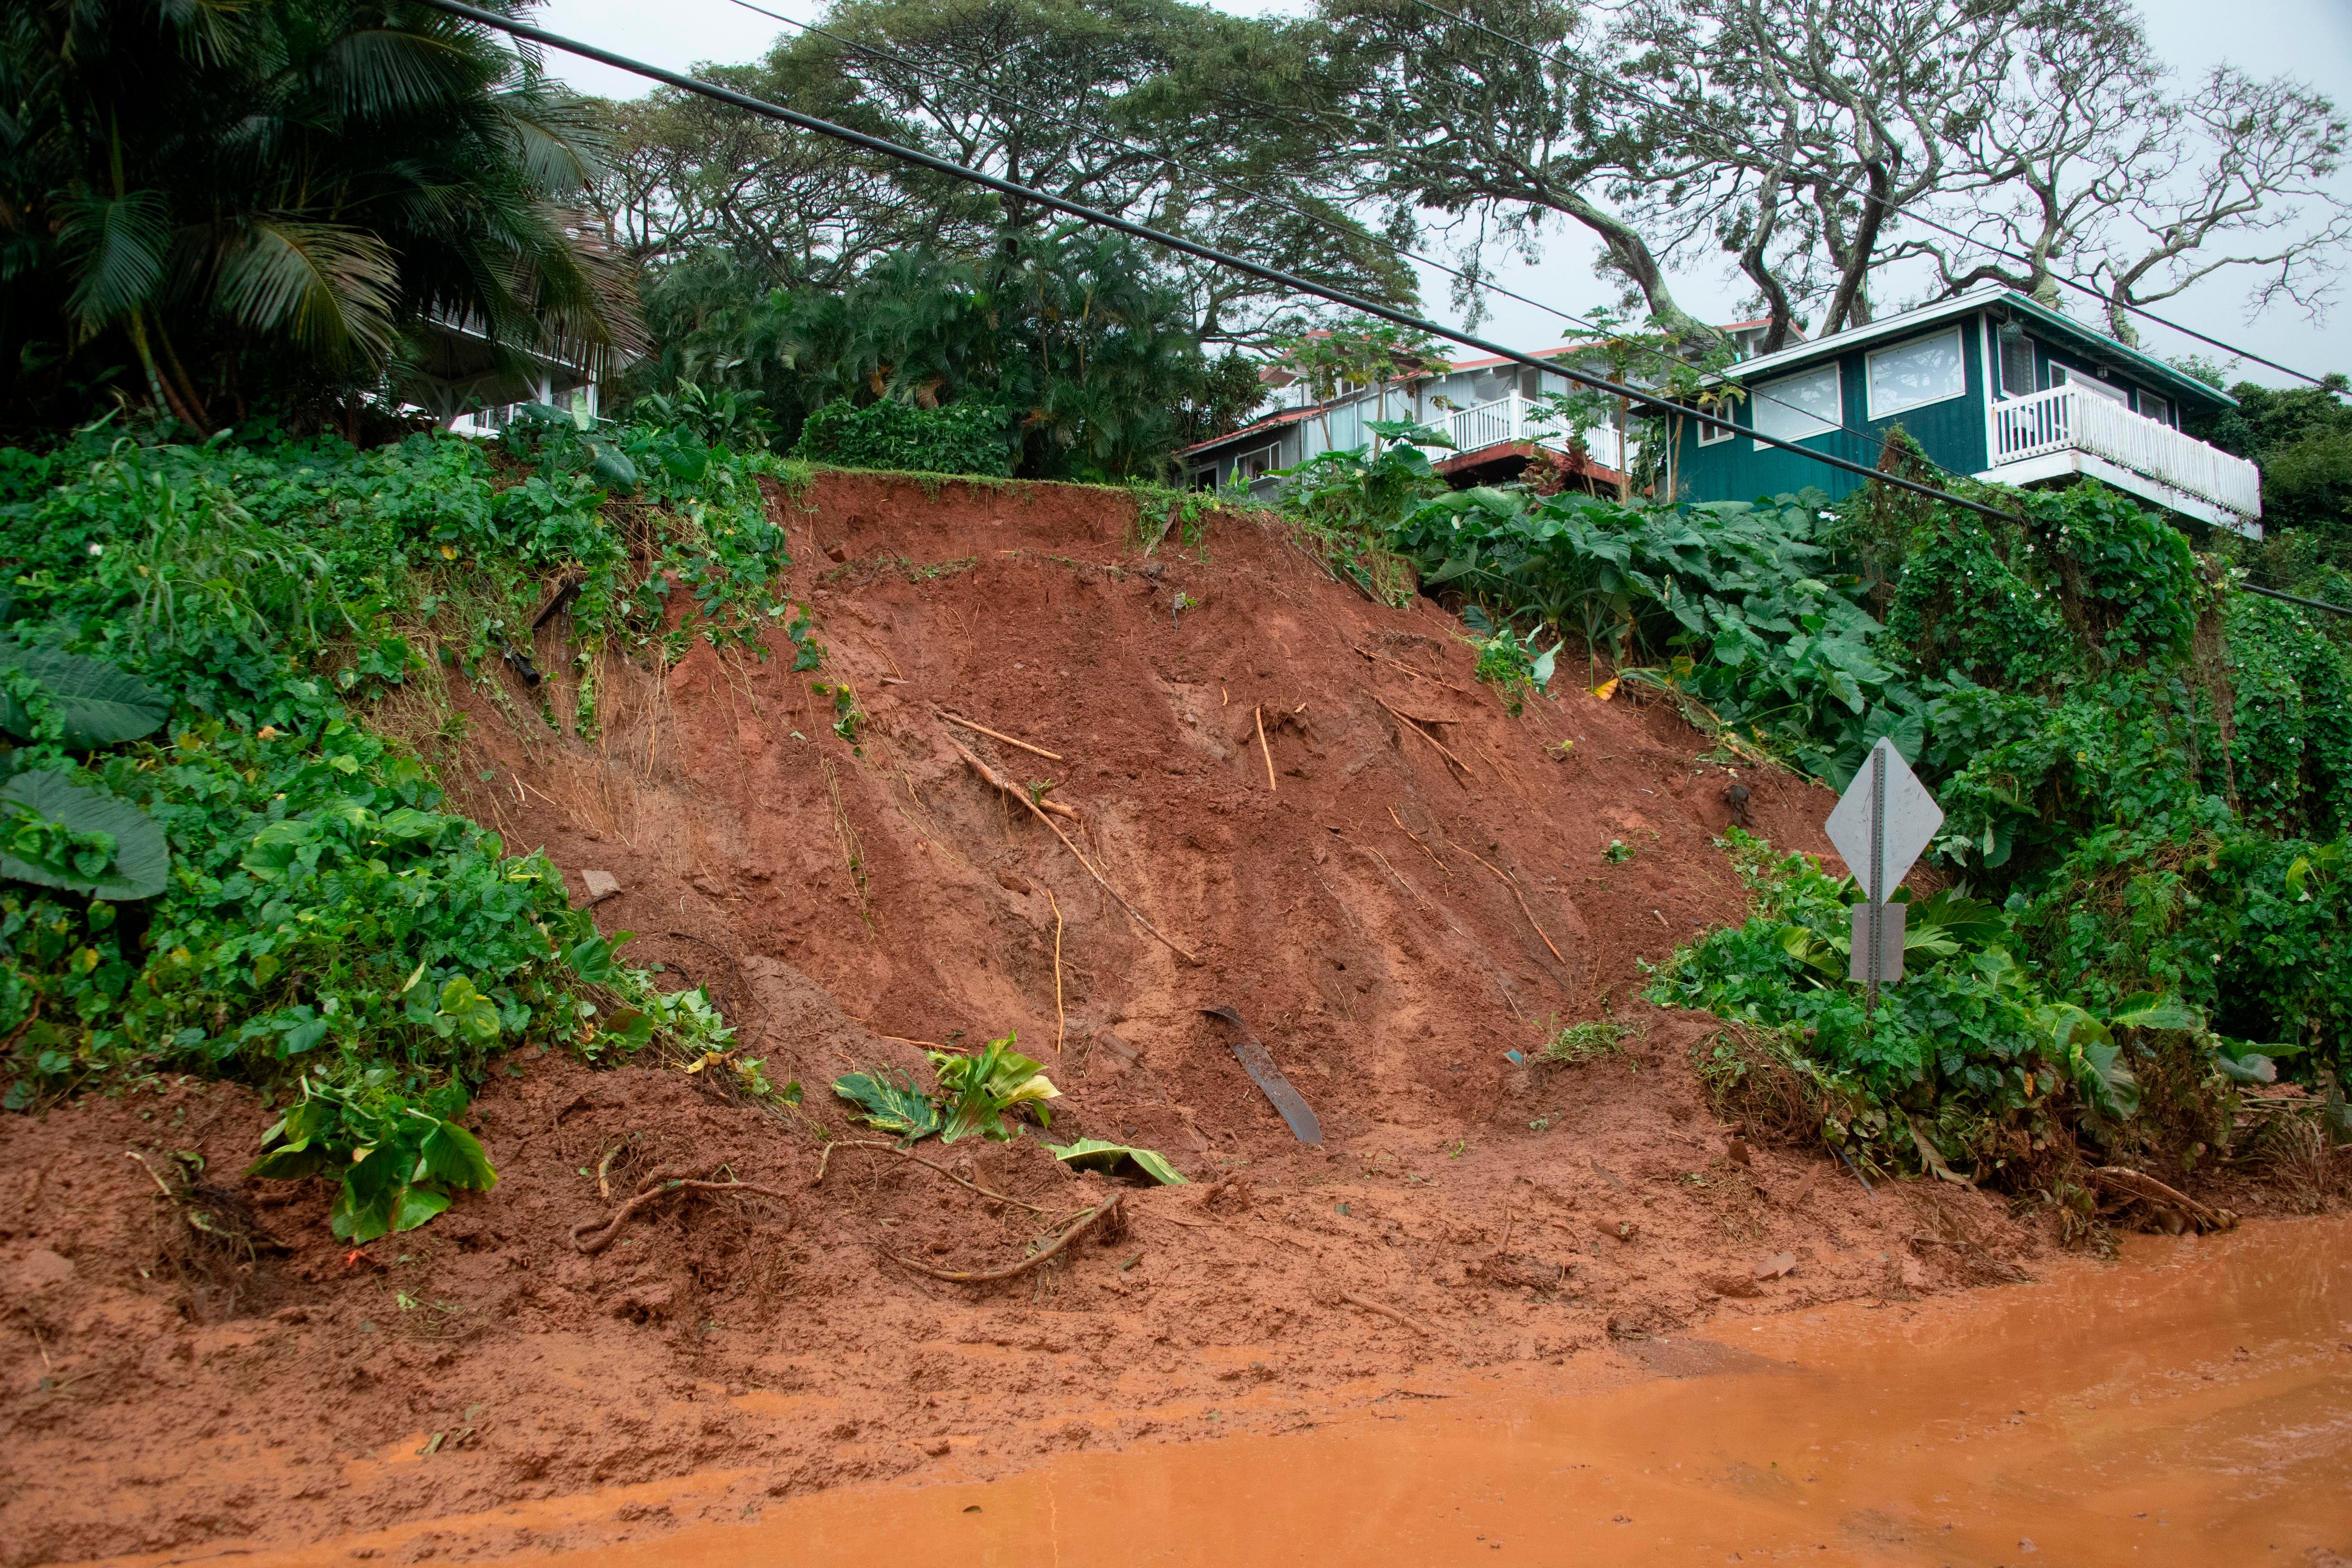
[0,640,169,749]
[1045,1138,1188,1185]
[0,769,170,899]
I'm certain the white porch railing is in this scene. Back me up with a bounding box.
[1434,392,1624,472]
[1989,385,2260,519]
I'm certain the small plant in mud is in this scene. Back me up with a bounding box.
[812,681,863,743]
[1026,779,1057,807]
[833,1031,1060,1144]
[1542,1018,1633,1065]
[1460,611,1557,716]
[1604,839,1635,864]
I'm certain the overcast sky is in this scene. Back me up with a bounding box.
[534,0,2352,388]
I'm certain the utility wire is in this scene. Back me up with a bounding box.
[431,0,2349,617]
[712,0,1908,458]
[1403,0,2340,392]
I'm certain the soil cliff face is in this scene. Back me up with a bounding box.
[1,474,2039,1567]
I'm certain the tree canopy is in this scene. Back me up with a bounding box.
[0,0,639,436]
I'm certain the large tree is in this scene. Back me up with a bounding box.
[0,0,637,434]
[598,0,1415,347]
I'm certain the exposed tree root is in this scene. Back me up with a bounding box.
[888,1192,1126,1283]
[570,1165,793,1254]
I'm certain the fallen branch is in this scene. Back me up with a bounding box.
[1340,1290,1437,1337]
[936,708,1064,762]
[813,1138,1060,1216]
[1445,838,1566,965]
[595,1143,622,1202]
[2091,1166,2234,1230]
[889,1193,1126,1282]
[1255,705,1278,791]
[570,1166,793,1254]
[1375,697,1477,777]
[947,734,1201,965]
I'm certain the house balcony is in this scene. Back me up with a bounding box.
[1982,384,2262,536]
[1433,393,1625,477]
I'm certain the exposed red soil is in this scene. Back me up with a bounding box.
[4,472,2088,1565]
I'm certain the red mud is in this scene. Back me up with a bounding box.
[0,473,2281,1565]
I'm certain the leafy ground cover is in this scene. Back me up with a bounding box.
[1288,427,2352,1196]
[0,411,817,1240]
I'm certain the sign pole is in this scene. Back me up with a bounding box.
[1866,742,1886,1020]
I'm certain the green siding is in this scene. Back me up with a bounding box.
[1681,312,1993,505]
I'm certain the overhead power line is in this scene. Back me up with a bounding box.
[422,0,2349,618]
[710,0,1911,461]
[1403,0,2340,392]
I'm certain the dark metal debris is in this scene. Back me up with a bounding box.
[1200,1005,1322,1145]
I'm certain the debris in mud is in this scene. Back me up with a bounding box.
[1201,1006,1321,1144]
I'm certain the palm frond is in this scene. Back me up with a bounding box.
[210,218,397,364]
[57,189,172,332]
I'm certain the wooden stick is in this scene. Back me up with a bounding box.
[2091,1166,2232,1230]
[946,735,1201,965]
[1447,838,1567,965]
[890,1193,1125,1282]
[1387,806,1452,876]
[1048,887,1067,1054]
[1350,644,1466,692]
[1255,704,1278,790]
[1341,1290,1437,1337]
[936,708,1063,761]
[1375,697,1478,777]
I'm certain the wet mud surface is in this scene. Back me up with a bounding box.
[3,474,2341,1566]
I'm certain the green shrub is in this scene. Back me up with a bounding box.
[790,398,1013,477]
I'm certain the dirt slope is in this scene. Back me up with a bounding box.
[0,474,2043,1567]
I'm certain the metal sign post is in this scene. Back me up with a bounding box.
[1825,738,1943,1016]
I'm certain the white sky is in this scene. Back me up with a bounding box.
[534,0,2352,389]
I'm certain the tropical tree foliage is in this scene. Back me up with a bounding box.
[630,225,1233,480]
[0,0,637,434]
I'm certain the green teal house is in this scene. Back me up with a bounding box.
[1676,285,2261,536]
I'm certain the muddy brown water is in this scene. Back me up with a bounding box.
[85,1216,2352,1567]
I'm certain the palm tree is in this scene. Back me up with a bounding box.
[0,0,640,432]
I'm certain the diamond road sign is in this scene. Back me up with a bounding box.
[1825,737,1943,904]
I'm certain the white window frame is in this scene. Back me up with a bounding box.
[1865,327,1968,421]
[2137,392,2171,427]
[1753,362,1843,444]
[1696,408,1734,446]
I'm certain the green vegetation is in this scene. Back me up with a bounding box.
[833,1032,1060,1145]
[1308,430,2351,1192]
[632,229,1230,480]
[0,411,812,1239]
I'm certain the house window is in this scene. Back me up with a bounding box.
[2139,392,2171,427]
[1236,444,1281,482]
[1866,328,1967,419]
[1998,332,2038,398]
[2053,365,2129,405]
[1752,363,1842,443]
[1696,408,1735,446]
